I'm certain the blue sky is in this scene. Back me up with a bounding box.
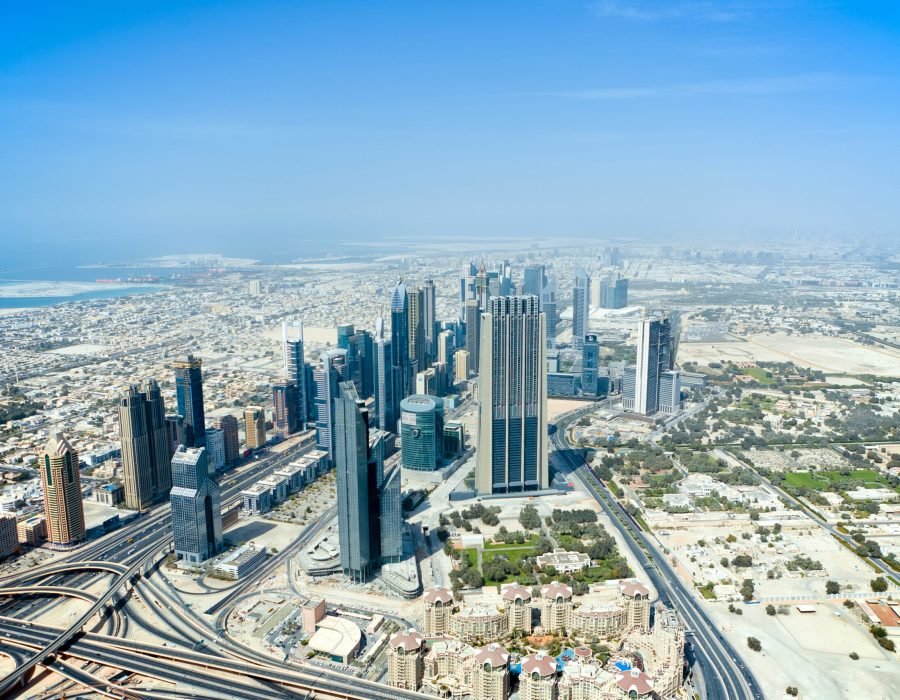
[2,0,899,262]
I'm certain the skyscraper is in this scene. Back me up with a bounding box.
[542,275,558,349]
[581,334,600,397]
[600,274,629,309]
[215,415,240,466]
[407,286,426,377]
[454,349,470,383]
[464,299,481,375]
[282,320,308,427]
[173,355,206,449]
[373,316,396,432]
[400,395,444,471]
[572,267,590,349]
[658,370,682,414]
[314,349,349,460]
[170,446,222,564]
[118,380,171,510]
[337,324,355,350]
[459,260,478,321]
[626,318,673,415]
[391,280,413,401]
[164,414,185,458]
[476,296,548,495]
[244,406,267,449]
[334,382,380,582]
[272,381,300,435]
[379,465,402,563]
[204,427,226,474]
[39,433,85,547]
[423,279,437,366]
[349,329,374,398]
[523,264,545,298]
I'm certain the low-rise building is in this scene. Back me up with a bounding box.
[308,615,362,663]
[16,515,46,546]
[214,544,267,580]
[0,514,19,559]
[536,548,591,573]
[241,483,272,514]
[94,483,124,506]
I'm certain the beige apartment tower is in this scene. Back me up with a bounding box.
[244,406,267,449]
[422,586,454,636]
[387,629,425,691]
[40,433,86,547]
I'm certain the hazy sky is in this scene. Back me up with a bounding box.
[2,0,899,262]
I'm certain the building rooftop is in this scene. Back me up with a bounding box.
[308,616,361,660]
[521,652,557,677]
[474,643,509,669]
[389,629,424,652]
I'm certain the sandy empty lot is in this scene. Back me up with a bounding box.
[680,333,900,376]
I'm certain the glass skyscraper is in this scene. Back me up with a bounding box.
[572,267,590,349]
[391,280,413,401]
[399,394,444,471]
[476,296,548,495]
[173,355,206,449]
[282,320,307,427]
[581,335,600,397]
[314,349,349,461]
[373,316,396,432]
[170,445,222,564]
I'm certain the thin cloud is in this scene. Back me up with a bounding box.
[539,73,846,100]
[587,1,786,23]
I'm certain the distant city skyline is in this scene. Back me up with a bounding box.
[2,0,899,263]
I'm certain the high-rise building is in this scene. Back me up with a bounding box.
[337,323,355,350]
[542,276,558,349]
[282,320,308,427]
[334,382,380,582]
[658,370,682,414]
[387,629,425,691]
[170,446,223,564]
[463,299,481,374]
[118,380,171,510]
[476,296,548,495]
[436,329,454,370]
[475,260,490,310]
[523,264,545,298]
[204,427,226,474]
[407,286,426,376]
[349,329,375,399]
[423,279,437,366]
[244,406,267,450]
[0,514,19,560]
[581,334,600,397]
[380,465,402,562]
[572,267,590,349]
[391,280,413,402]
[314,349,349,461]
[627,318,673,416]
[39,433,85,547]
[272,381,300,434]
[518,653,557,700]
[399,395,444,471]
[373,316,396,432]
[215,415,240,466]
[600,274,629,309]
[423,587,454,635]
[164,415,185,458]
[173,355,206,448]
[454,349,470,382]
[459,260,478,321]
[473,644,511,700]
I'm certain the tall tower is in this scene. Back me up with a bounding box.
[40,433,85,547]
[373,316,396,432]
[244,406,267,449]
[633,318,672,415]
[170,446,222,564]
[282,320,307,426]
[572,267,590,349]
[215,415,240,466]
[407,286,425,377]
[476,296,548,495]
[581,335,600,397]
[272,382,299,435]
[391,280,412,401]
[334,382,379,582]
[423,279,437,366]
[542,275,558,349]
[464,299,481,375]
[314,349,349,461]
[173,355,206,448]
[523,264,545,298]
[118,380,171,510]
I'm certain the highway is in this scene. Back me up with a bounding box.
[551,406,763,700]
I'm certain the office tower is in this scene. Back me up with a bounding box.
[422,279,437,364]
[215,415,240,466]
[572,267,590,349]
[170,446,222,564]
[244,406,267,449]
[373,316,396,432]
[629,318,673,416]
[463,299,480,374]
[622,366,637,411]
[600,274,629,309]
[391,280,413,402]
[173,355,206,448]
[349,329,374,398]
[0,514,19,560]
[436,329,454,369]
[314,349,349,460]
[118,380,172,510]
[204,428,226,474]
[379,465,402,562]
[164,415,185,458]
[581,334,600,396]
[400,395,444,471]
[475,260,490,309]
[459,260,478,321]
[590,275,602,307]
[272,381,300,435]
[454,349,470,382]
[282,320,308,427]
[523,264,545,298]
[334,382,380,582]
[337,324,355,350]
[407,286,426,375]
[658,370,682,414]
[542,276,558,349]
[476,296,548,495]
[39,433,85,547]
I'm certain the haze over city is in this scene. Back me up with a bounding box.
[1,3,899,700]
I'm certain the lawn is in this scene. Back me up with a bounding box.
[785,468,895,491]
[785,472,829,490]
[743,367,777,385]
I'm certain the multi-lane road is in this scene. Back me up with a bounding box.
[550,407,763,700]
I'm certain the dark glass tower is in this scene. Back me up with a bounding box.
[170,446,222,564]
[282,320,307,426]
[391,280,413,401]
[373,316,396,432]
[173,355,206,448]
